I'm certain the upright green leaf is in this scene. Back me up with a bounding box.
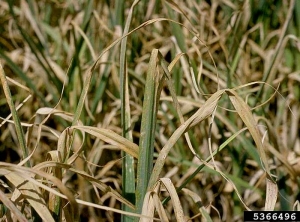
[0,64,30,167]
[119,1,140,221]
[136,49,164,216]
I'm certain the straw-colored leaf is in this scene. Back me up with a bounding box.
[68,167,136,209]
[182,188,213,222]
[57,128,69,163]
[160,178,185,222]
[149,89,224,189]
[46,151,62,220]
[151,192,169,222]
[265,179,278,210]
[293,201,300,211]
[160,53,200,158]
[226,89,272,179]
[0,189,27,222]
[70,125,139,158]
[4,173,55,222]
[139,191,155,222]
[36,107,75,123]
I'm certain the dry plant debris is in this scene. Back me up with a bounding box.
[0,0,299,221]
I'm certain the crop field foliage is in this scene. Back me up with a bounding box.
[0,0,299,221]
